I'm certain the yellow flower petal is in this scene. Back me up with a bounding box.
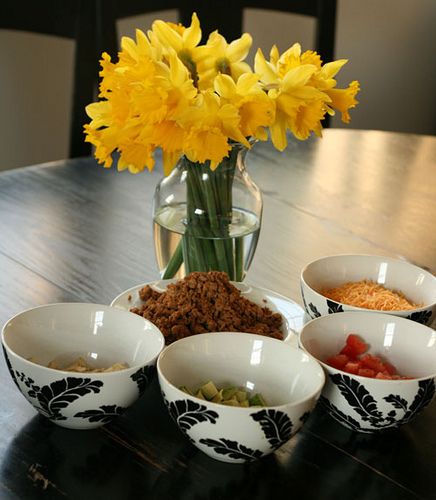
[183,13,202,48]
[84,126,113,168]
[218,104,250,146]
[151,121,185,152]
[167,50,190,87]
[320,59,348,79]
[236,73,261,94]
[291,100,325,140]
[120,36,139,62]
[282,64,318,90]
[85,101,112,128]
[135,29,155,58]
[214,74,236,98]
[269,45,280,65]
[239,98,274,137]
[231,61,252,82]
[227,33,252,61]
[326,80,360,123]
[152,19,183,53]
[254,49,278,85]
[185,128,231,165]
[162,150,182,176]
[269,113,288,151]
[254,127,268,141]
[301,50,322,67]
[118,142,155,173]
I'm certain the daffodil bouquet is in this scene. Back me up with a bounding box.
[85,13,359,280]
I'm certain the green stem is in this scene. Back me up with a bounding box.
[162,241,183,279]
[185,163,220,272]
[202,167,235,277]
[235,237,244,281]
[185,165,206,271]
[163,145,247,280]
[215,158,236,280]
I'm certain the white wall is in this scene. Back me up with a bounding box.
[0,0,435,170]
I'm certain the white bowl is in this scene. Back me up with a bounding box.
[2,303,165,429]
[299,312,436,433]
[157,332,325,463]
[111,279,307,346]
[300,254,436,325]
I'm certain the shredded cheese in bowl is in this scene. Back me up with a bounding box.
[320,279,422,311]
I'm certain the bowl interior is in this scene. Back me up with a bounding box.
[158,332,324,406]
[299,312,436,378]
[302,255,436,307]
[2,303,164,369]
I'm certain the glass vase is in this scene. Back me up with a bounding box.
[152,143,263,281]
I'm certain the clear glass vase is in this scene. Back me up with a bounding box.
[152,143,263,281]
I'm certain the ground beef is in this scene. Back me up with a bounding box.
[130,271,283,344]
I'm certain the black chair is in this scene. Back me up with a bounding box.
[2,0,111,158]
[107,0,336,60]
[187,0,337,64]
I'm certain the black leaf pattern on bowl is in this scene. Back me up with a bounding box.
[328,375,436,431]
[299,411,311,424]
[319,395,362,431]
[251,409,293,449]
[327,300,344,314]
[75,404,126,424]
[199,438,264,461]
[16,371,37,389]
[130,365,156,395]
[330,373,383,425]
[161,390,169,407]
[300,287,309,313]
[401,379,435,424]
[2,346,20,389]
[33,378,103,421]
[15,371,40,398]
[383,394,408,411]
[168,399,219,433]
[308,303,321,318]
[406,310,432,325]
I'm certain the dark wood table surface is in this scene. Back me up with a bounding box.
[0,129,435,499]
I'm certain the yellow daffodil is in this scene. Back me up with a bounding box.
[84,13,360,174]
[179,91,248,167]
[271,43,322,76]
[308,58,360,121]
[117,139,156,174]
[255,48,328,148]
[197,31,252,89]
[150,13,201,55]
[149,13,203,85]
[324,80,360,123]
[214,73,274,141]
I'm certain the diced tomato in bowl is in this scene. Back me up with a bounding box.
[340,334,367,358]
[325,354,348,370]
[325,334,410,380]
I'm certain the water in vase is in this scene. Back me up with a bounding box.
[153,204,260,281]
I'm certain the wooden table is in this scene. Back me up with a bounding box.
[0,129,435,499]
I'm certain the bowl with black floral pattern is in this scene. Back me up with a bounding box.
[1,303,165,429]
[157,332,325,463]
[299,311,436,433]
[300,254,436,325]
